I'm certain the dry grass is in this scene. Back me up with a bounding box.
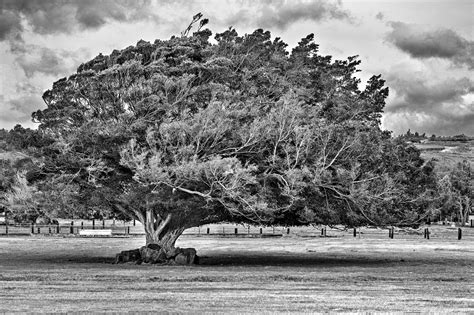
[0,229,473,313]
[418,141,474,176]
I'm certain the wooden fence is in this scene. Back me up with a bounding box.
[0,220,473,240]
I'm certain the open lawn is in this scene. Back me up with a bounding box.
[0,230,473,313]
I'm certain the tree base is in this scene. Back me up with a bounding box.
[114,244,198,265]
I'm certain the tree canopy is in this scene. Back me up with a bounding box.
[23,21,437,260]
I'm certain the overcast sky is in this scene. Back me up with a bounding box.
[0,0,472,135]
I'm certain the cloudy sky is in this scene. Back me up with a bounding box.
[0,0,472,135]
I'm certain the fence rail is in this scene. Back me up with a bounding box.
[0,220,473,240]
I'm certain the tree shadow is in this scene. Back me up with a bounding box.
[197,252,403,267]
[18,251,397,267]
[0,249,453,268]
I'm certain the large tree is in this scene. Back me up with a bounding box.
[30,19,435,263]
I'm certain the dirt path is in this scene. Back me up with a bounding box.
[0,235,473,313]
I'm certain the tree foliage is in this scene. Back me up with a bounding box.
[0,125,53,152]
[436,160,473,225]
[0,157,43,223]
[27,21,436,252]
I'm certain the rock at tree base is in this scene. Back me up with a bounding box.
[175,248,198,265]
[114,245,198,265]
[140,245,167,263]
[114,249,141,264]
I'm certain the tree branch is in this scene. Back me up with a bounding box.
[154,213,172,238]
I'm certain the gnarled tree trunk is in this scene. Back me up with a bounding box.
[115,208,198,265]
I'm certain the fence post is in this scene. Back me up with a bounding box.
[272,226,275,234]
[127,226,130,235]
[287,228,290,235]
[92,219,95,230]
[471,219,473,228]
[31,223,34,234]
[260,227,263,234]
[70,221,74,234]
[426,228,430,240]
[102,220,105,229]
[48,224,51,234]
[235,228,238,234]
[5,221,8,235]
[133,219,136,226]
[207,227,210,234]
[248,226,250,234]
[458,228,462,240]
[81,222,84,230]
[56,224,60,234]
[353,228,357,237]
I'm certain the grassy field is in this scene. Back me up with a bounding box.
[0,227,473,313]
[416,140,474,175]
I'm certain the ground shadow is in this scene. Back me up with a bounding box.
[0,255,115,266]
[0,249,462,268]
[1,252,405,267]
[197,252,404,267]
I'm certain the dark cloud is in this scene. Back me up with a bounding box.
[375,12,384,21]
[9,40,90,78]
[223,0,351,30]
[0,78,47,128]
[0,10,22,40]
[387,76,474,113]
[386,21,474,69]
[384,71,474,135]
[0,0,156,39]
[0,95,44,126]
[8,95,44,118]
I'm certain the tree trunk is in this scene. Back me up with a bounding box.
[145,225,185,251]
[115,209,198,265]
[459,196,470,227]
[458,199,466,227]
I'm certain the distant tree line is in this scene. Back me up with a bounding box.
[400,129,472,143]
[0,125,53,153]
